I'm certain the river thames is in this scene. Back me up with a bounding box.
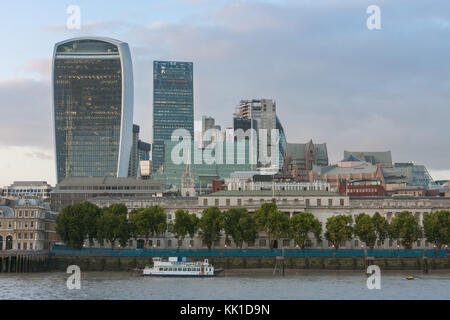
[0,270,449,300]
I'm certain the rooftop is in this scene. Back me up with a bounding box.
[206,190,341,197]
[55,177,163,188]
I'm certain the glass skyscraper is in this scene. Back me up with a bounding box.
[152,61,194,172]
[52,37,134,183]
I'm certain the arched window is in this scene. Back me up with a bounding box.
[0,235,3,250]
[5,235,13,250]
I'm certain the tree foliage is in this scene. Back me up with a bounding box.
[96,205,130,249]
[254,202,289,248]
[223,208,257,248]
[354,213,377,248]
[289,212,322,249]
[130,206,167,248]
[198,206,224,249]
[423,210,450,249]
[372,212,389,245]
[172,209,199,247]
[56,201,101,249]
[389,211,422,249]
[324,215,353,250]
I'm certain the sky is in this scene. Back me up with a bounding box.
[0,0,449,186]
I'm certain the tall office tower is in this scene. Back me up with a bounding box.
[152,61,194,172]
[53,37,134,183]
[234,99,286,169]
[128,124,140,177]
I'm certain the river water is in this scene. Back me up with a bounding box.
[0,270,448,300]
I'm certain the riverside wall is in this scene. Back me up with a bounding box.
[48,255,450,272]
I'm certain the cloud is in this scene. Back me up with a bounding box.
[1,0,450,185]
[0,77,52,149]
[21,58,52,81]
[25,150,53,160]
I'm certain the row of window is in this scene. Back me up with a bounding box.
[17,232,35,240]
[157,267,203,272]
[58,185,160,190]
[0,221,38,230]
[16,242,34,250]
[203,198,346,207]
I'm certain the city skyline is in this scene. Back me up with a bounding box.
[1,0,450,186]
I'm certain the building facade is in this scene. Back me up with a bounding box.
[0,199,59,252]
[50,177,164,211]
[152,139,253,192]
[2,181,53,200]
[152,61,194,172]
[382,163,438,190]
[87,191,450,250]
[283,140,329,181]
[53,37,134,183]
[343,151,392,167]
[233,99,287,170]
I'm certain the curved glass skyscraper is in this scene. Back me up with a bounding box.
[52,37,134,183]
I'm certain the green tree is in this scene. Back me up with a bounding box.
[372,212,389,246]
[354,213,377,248]
[289,212,322,249]
[199,207,224,249]
[107,203,128,216]
[96,206,130,249]
[56,201,101,249]
[389,211,422,249]
[172,209,199,248]
[254,202,289,248]
[223,208,257,248]
[239,212,258,248]
[324,215,353,250]
[130,206,167,248]
[423,210,450,249]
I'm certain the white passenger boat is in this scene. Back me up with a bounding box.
[142,257,220,277]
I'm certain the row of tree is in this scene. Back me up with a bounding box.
[56,201,450,250]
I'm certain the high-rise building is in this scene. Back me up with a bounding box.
[52,37,134,183]
[152,61,194,172]
[128,124,141,177]
[233,99,286,169]
[127,124,151,178]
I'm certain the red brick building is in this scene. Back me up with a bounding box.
[339,180,386,197]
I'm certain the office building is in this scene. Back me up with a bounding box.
[53,37,134,183]
[152,61,194,172]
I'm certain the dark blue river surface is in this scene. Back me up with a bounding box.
[0,270,448,300]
